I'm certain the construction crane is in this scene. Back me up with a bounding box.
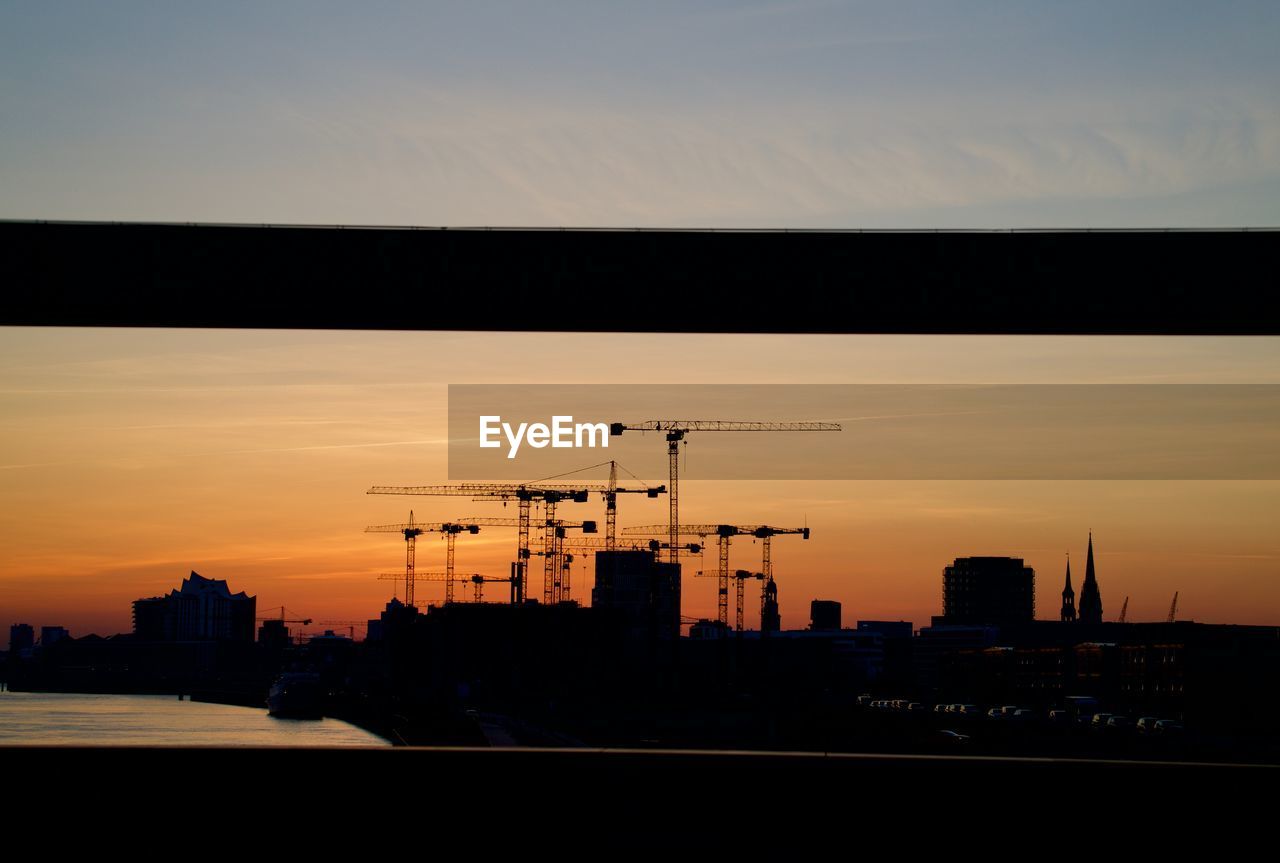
[456,516,598,605]
[555,536,704,555]
[691,569,765,632]
[467,573,515,603]
[623,524,809,627]
[377,571,482,606]
[254,606,312,646]
[255,606,312,625]
[1167,591,1179,623]
[368,484,600,603]
[526,461,665,549]
[535,539,703,603]
[317,620,368,640]
[733,570,766,632]
[1118,597,1129,623]
[365,511,481,606]
[526,549,581,603]
[607,420,841,565]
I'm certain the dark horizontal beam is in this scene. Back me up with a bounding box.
[4,221,1277,333]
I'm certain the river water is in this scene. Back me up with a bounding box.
[0,691,390,746]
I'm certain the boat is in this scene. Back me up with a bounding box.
[266,671,325,719]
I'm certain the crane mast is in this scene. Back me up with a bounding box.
[608,420,840,566]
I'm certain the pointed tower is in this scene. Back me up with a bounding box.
[1060,555,1076,622]
[1078,532,1103,624]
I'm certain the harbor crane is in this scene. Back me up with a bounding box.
[607,420,840,565]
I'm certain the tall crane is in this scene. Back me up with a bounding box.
[466,573,515,603]
[255,606,312,646]
[316,620,368,640]
[526,461,665,549]
[1118,596,1129,623]
[255,606,313,626]
[1167,591,1179,623]
[368,484,601,603]
[733,570,766,632]
[377,571,484,605]
[624,524,809,627]
[456,516,598,605]
[554,536,703,555]
[365,512,481,606]
[537,539,703,603]
[607,420,840,564]
[691,569,766,632]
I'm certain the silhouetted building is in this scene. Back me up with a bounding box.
[258,618,291,650]
[9,623,34,655]
[810,600,841,631]
[592,550,681,641]
[1078,533,1103,624]
[941,556,1035,626]
[857,620,913,639]
[761,578,781,633]
[857,621,916,687]
[366,596,420,642]
[689,619,732,640]
[40,626,70,647]
[131,571,256,642]
[1060,555,1076,622]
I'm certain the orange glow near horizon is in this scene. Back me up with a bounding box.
[3,329,1279,645]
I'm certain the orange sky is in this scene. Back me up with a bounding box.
[3,329,1278,645]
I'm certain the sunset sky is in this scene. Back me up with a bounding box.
[3,329,1278,646]
[3,2,1278,227]
[3,5,1279,645]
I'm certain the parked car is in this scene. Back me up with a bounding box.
[937,729,970,744]
[1091,713,1115,728]
[1136,716,1160,733]
[907,702,926,712]
[957,704,981,716]
[986,707,1004,719]
[933,704,950,713]
[1154,719,1185,735]
[1012,709,1037,720]
[1106,715,1134,730]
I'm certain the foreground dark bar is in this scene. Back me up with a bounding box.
[3,746,1268,847]
[4,221,1279,333]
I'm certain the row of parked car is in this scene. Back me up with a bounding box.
[857,695,1184,735]
[1075,713,1184,734]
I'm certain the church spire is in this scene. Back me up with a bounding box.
[1060,554,1076,622]
[1078,531,1103,624]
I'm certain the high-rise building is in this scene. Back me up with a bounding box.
[132,571,257,642]
[591,550,681,641]
[810,600,842,631]
[941,556,1035,626]
[39,626,70,647]
[8,623,34,654]
[1078,533,1104,624]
